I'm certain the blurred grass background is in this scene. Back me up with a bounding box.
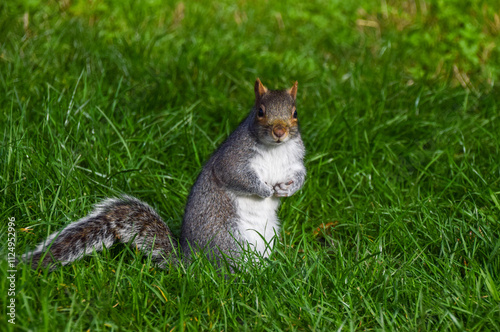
[1,0,499,330]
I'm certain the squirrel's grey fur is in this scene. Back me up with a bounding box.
[21,79,306,270]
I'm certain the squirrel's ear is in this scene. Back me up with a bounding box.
[255,78,268,103]
[288,81,298,101]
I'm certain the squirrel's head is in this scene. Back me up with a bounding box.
[252,78,299,145]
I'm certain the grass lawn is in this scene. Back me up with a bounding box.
[1,0,500,330]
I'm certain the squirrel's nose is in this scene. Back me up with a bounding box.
[273,126,286,138]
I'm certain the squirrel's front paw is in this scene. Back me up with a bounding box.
[257,182,274,198]
[273,180,299,197]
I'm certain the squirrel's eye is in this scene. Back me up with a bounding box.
[293,110,298,119]
[258,107,265,118]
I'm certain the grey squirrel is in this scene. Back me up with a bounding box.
[21,79,306,270]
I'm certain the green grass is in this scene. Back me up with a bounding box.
[1,0,500,330]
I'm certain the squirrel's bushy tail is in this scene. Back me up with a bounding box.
[21,196,177,270]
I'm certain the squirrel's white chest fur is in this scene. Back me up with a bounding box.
[235,138,304,257]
